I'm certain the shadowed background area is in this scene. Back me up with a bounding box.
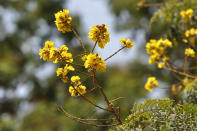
[0,0,168,130]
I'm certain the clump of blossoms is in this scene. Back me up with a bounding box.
[185,48,195,58]
[69,76,86,96]
[88,24,110,49]
[145,77,158,92]
[146,39,172,67]
[82,53,106,72]
[120,38,134,49]
[39,41,73,63]
[55,9,72,33]
[185,28,197,38]
[39,9,135,126]
[180,8,193,23]
[144,8,197,94]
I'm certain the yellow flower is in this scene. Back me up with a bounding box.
[55,9,72,33]
[180,9,193,23]
[185,28,197,38]
[69,85,87,96]
[120,38,134,49]
[69,75,86,96]
[185,48,195,58]
[162,56,169,63]
[88,24,110,49]
[157,62,164,69]
[39,41,73,63]
[146,39,172,65]
[71,76,80,83]
[83,53,106,72]
[145,77,158,92]
[39,41,55,62]
[56,64,75,83]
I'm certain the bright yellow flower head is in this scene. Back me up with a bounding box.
[55,9,72,33]
[157,62,164,69]
[69,85,87,96]
[88,24,110,49]
[120,38,134,49]
[39,41,55,62]
[180,9,193,23]
[56,64,75,83]
[69,75,86,96]
[145,77,158,92]
[146,39,172,65]
[82,53,106,72]
[39,41,73,63]
[185,48,195,58]
[71,76,80,83]
[185,28,197,37]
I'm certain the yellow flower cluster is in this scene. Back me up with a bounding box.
[82,53,106,72]
[55,9,72,33]
[145,77,158,92]
[146,39,172,65]
[120,38,134,49]
[69,76,87,96]
[88,24,110,49]
[39,41,73,63]
[180,9,193,23]
[56,64,75,83]
[185,48,195,58]
[185,28,197,37]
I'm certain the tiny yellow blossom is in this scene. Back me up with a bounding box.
[69,75,86,96]
[39,41,73,63]
[69,85,87,96]
[71,76,80,83]
[55,9,72,33]
[162,56,169,63]
[120,38,134,49]
[146,39,172,65]
[180,9,193,23]
[185,28,197,37]
[185,48,195,58]
[56,64,75,83]
[82,53,106,72]
[182,77,190,86]
[88,24,110,49]
[39,41,55,62]
[157,62,164,69]
[145,77,158,92]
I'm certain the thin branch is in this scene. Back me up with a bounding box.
[92,71,122,124]
[75,68,91,77]
[71,83,112,112]
[164,66,197,79]
[71,28,87,53]
[110,97,125,102]
[57,106,118,127]
[105,47,125,61]
[91,41,98,53]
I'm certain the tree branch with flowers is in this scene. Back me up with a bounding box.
[39,9,134,127]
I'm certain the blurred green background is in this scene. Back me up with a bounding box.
[0,0,169,130]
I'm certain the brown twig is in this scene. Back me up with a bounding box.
[105,46,125,61]
[110,97,125,102]
[75,68,91,77]
[57,106,118,127]
[70,83,112,112]
[92,70,122,124]
[164,66,197,79]
[91,41,98,53]
[71,28,87,53]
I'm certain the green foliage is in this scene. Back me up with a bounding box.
[150,0,197,26]
[111,98,197,131]
[182,78,197,94]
